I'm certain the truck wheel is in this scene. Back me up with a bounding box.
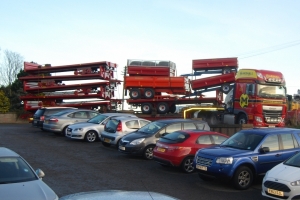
[169,104,176,113]
[144,88,154,99]
[222,67,231,74]
[157,102,169,114]
[221,83,231,94]
[237,114,247,124]
[129,89,141,99]
[232,166,253,190]
[141,103,153,114]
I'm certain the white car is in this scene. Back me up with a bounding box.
[0,147,58,200]
[66,113,137,143]
[262,151,300,200]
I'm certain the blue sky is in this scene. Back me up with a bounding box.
[1,0,300,99]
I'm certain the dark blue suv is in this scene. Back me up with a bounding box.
[193,128,300,190]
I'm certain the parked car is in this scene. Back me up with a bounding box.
[43,109,99,135]
[118,119,210,160]
[194,128,300,190]
[262,151,300,200]
[66,113,137,143]
[32,107,77,129]
[153,130,229,173]
[0,147,58,200]
[101,117,151,148]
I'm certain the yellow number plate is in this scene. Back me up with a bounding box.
[267,188,284,197]
[104,138,111,143]
[196,165,207,171]
[157,147,166,152]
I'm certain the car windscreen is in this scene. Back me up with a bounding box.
[0,157,37,184]
[50,110,71,116]
[33,109,45,117]
[160,131,190,143]
[137,121,166,135]
[284,152,300,168]
[87,114,108,124]
[104,119,118,133]
[220,131,264,150]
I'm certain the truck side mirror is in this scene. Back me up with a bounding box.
[259,147,270,153]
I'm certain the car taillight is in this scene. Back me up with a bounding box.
[168,146,187,151]
[49,118,58,123]
[40,116,45,121]
[116,122,122,131]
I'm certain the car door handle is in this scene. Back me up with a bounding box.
[275,154,281,157]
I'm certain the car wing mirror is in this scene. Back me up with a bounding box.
[259,147,270,154]
[35,169,45,179]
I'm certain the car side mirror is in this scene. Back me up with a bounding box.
[259,147,270,154]
[35,169,45,179]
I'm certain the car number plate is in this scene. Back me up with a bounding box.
[157,147,166,152]
[196,165,207,171]
[267,188,284,196]
[119,146,125,150]
[104,138,111,143]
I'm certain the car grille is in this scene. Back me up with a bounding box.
[67,128,72,132]
[196,156,213,167]
[264,181,291,192]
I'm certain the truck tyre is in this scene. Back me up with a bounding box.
[157,102,169,114]
[237,114,247,124]
[221,83,231,94]
[169,104,176,113]
[141,103,153,114]
[129,88,141,99]
[232,166,253,190]
[222,67,231,74]
[144,88,154,99]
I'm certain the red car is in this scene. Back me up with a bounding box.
[153,130,229,173]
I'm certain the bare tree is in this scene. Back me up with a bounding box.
[0,49,24,86]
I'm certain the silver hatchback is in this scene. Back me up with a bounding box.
[101,117,151,148]
[43,109,99,135]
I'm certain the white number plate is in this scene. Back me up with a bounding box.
[196,165,207,171]
[267,188,284,196]
[119,146,125,150]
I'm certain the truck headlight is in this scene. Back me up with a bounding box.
[291,180,300,186]
[130,138,145,145]
[255,116,263,122]
[216,157,233,164]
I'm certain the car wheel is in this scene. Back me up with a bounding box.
[115,139,121,149]
[62,126,68,136]
[84,131,98,143]
[237,114,247,124]
[232,166,253,190]
[198,173,214,181]
[143,145,155,160]
[102,141,111,147]
[181,156,195,173]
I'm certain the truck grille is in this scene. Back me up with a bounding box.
[196,156,213,167]
[263,110,282,124]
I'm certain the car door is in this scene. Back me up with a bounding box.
[193,135,213,154]
[87,111,99,119]
[278,132,300,162]
[155,123,182,143]
[72,111,90,123]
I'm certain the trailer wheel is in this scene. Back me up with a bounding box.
[144,88,155,99]
[237,114,247,124]
[157,102,169,114]
[129,88,141,99]
[169,104,176,113]
[141,103,153,114]
[222,67,231,74]
[221,83,231,94]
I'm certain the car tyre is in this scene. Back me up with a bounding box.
[84,131,98,143]
[62,126,68,136]
[181,156,195,173]
[102,141,111,147]
[232,166,253,190]
[143,145,155,160]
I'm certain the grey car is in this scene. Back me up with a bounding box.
[0,147,58,200]
[101,117,151,148]
[43,109,99,135]
[118,119,210,160]
[66,113,137,143]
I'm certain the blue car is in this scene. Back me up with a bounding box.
[194,128,300,190]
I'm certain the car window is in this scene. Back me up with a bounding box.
[261,134,279,151]
[138,122,165,135]
[183,122,196,130]
[88,112,99,118]
[195,122,209,130]
[160,131,190,143]
[34,109,45,117]
[87,114,108,124]
[45,109,66,115]
[197,135,212,144]
[212,135,228,144]
[284,152,300,167]
[72,111,88,119]
[125,120,139,129]
[165,123,182,134]
[140,120,150,127]
[104,119,118,133]
[280,133,295,150]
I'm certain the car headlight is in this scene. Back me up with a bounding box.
[130,138,145,145]
[216,157,233,164]
[74,128,83,131]
[291,180,300,186]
